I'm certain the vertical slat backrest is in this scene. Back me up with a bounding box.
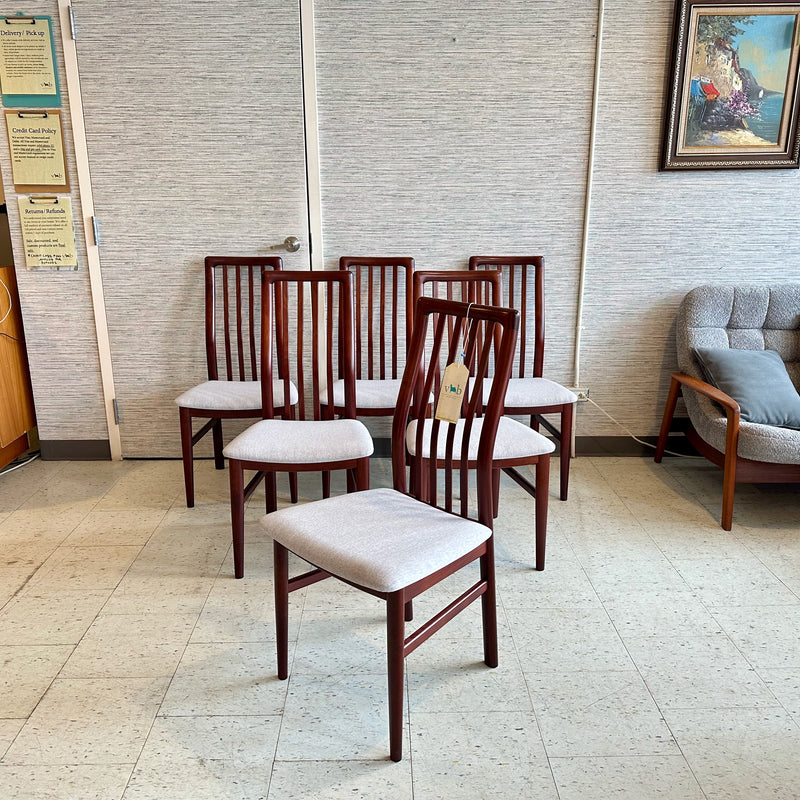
[204,256,283,381]
[468,256,545,378]
[261,271,356,421]
[412,270,503,396]
[392,297,519,526]
[339,257,415,380]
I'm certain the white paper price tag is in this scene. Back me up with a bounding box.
[435,362,469,423]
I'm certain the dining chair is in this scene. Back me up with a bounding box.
[260,297,521,761]
[175,255,285,507]
[332,256,415,417]
[223,270,373,579]
[469,255,578,501]
[412,270,555,570]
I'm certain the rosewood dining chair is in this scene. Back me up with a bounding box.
[175,256,286,507]
[469,256,577,501]
[260,297,520,761]
[223,270,373,578]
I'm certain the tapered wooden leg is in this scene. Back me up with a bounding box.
[655,376,681,463]
[289,472,299,504]
[212,419,225,469]
[480,539,498,668]
[387,592,406,762]
[346,468,355,493]
[721,414,740,531]
[322,471,331,499]
[492,467,501,518]
[274,541,289,680]
[230,459,245,579]
[356,457,370,491]
[404,600,413,622]
[559,402,574,501]
[265,472,278,514]
[179,408,195,508]
[530,413,540,432]
[535,455,550,571]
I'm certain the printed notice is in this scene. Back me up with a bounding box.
[18,196,77,269]
[0,17,57,97]
[5,111,68,191]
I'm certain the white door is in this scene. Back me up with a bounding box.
[72,1,310,456]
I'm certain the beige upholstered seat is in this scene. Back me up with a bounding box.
[263,487,490,593]
[176,379,297,412]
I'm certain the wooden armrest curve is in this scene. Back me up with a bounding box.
[670,372,740,417]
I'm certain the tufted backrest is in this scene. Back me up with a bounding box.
[677,285,800,390]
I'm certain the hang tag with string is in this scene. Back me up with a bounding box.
[435,304,472,424]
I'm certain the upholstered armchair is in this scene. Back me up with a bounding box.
[655,285,800,529]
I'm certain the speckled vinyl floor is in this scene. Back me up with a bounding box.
[1,454,799,799]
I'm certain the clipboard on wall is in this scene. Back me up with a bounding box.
[0,15,61,108]
[4,110,69,192]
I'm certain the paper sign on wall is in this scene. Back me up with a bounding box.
[18,195,77,269]
[0,15,60,107]
[5,110,68,192]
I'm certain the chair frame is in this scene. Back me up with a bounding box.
[335,256,415,416]
[655,371,800,530]
[178,255,283,507]
[413,270,551,569]
[469,255,574,502]
[272,297,520,761]
[228,270,370,578]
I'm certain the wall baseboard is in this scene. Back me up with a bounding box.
[40,440,111,460]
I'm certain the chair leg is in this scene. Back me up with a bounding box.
[530,413,540,432]
[480,539,498,668]
[655,376,681,463]
[212,419,225,469]
[356,457,370,491]
[274,541,290,680]
[535,455,550,571]
[230,459,246,579]
[322,471,331,499]
[178,408,195,508]
[265,472,278,514]
[387,592,406,762]
[559,402,574,501]
[289,472,299,504]
[721,436,739,532]
[492,467,501,518]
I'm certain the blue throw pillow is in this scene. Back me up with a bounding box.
[694,347,800,429]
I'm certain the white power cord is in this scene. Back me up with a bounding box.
[0,277,11,325]
[0,451,40,475]
[585,396,702,459]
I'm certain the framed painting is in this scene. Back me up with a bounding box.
[661,1,800,169]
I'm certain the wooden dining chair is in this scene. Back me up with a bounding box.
[175,256,286,507]
[412,270,555,570]
[223,270,373,579]
[333,256,415,418]
[469,256,578,501]
[260,297,520,761]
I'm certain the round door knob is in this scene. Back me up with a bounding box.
[283,236,301,253]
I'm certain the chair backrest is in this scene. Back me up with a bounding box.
[204,256,283,381]
[261,270,357,420]
[392,297,519,525]
[339,257,415,380]
[468,256,545,378]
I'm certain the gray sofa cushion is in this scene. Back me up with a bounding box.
[676,285,800,464]
[694,347,800,429]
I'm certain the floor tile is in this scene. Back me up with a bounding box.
[267,759,413,800]
[409,711,557,799]
[603,590,723,638]
[3,677,168,765]
[62,509,167,547]
[0,719,24,759]
[123,715,280,800]
[159,642,289,717]
[760,669,800,721]
[665,706,800,799]
[0,764,132,800]
[550,755,705,799]
[529,670,678,757]
[0,645,74,718]
[60,613,197,678]
[23,546,142,594]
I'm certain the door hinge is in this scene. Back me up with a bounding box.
[112,398,120,425]
[68,5,77,40]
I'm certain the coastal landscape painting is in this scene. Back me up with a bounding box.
[662,1,800,169]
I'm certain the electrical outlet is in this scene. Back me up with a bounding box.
[568,387,590,401]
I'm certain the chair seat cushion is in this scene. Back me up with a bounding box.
[322,378,403,410]
[222,419,374,463]
[500,378,578,408]
[261,487,491,592]
[175,380,298,412]
[694,347,800,429]
[406,416,555,460]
